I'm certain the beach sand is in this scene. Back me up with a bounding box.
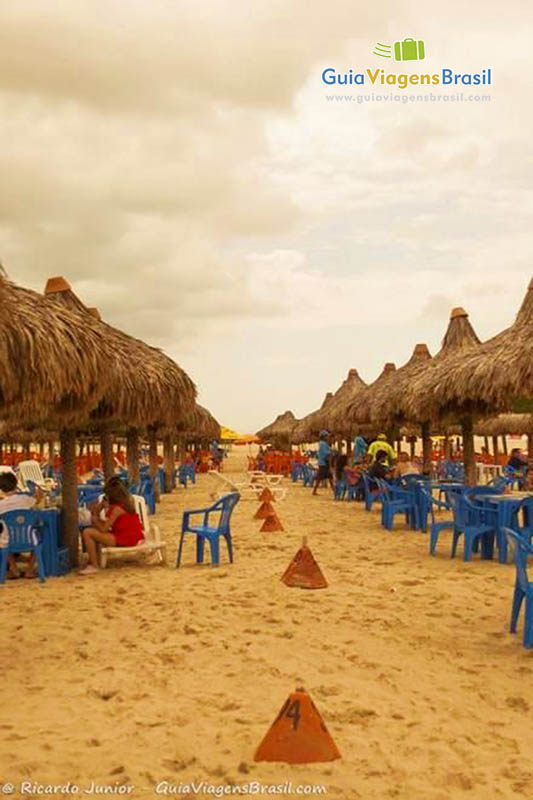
[2,450,533,799]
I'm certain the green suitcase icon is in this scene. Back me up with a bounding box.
[394,38,425,61]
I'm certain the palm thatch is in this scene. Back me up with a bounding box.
[256,410,298,444]
[345,363,397,426]
[406,281,533,422]
[0,274,113,426]
[178,404,221,441]
[317,368,367,436]
[371,344,432,426]
[475,413,533,436]
[292,392,335,444]
[43,277,196,428]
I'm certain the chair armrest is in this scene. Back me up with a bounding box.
[182,507,212,530]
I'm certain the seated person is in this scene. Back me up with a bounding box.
[394,451,421,478]
[79,477,144,576]
[507,448,528,472]
[344,463,364,493]
[334,454,348,483]
[0,470,43,579]
[367,450,393,486]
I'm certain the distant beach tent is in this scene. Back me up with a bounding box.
[220,426,247,442]
[234,434,262,445]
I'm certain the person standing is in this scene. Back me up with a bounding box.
[312,431,334,496]
[353,434,367,464]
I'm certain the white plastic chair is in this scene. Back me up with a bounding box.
[100,494,167,568]
[17,460,56,492]
[208,470,287,501]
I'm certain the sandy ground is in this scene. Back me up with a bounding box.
[2,450,533,800]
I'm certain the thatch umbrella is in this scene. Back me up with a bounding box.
[476,413,533,460]
[368,344,432,465]
[43,277,196,495]
[292,392,335,445]
[0,275,111,426]
[0,274,118,561]
[180,404,221,445]
[477,413,533,437]
[346,363,397,428]
[317,368,367,443]
[402,305,498,484]
[256,410,298,450]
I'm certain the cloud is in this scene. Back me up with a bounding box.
[0,0,531,430]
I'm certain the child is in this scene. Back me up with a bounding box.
[0,471,42,579]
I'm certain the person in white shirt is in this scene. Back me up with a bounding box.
[0,471,42,578]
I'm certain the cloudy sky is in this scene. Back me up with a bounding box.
[1,0,531,431]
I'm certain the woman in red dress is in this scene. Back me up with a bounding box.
[79,477,144,575]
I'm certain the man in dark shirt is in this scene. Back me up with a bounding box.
[507,448,527,471]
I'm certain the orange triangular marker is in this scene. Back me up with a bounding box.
[259,487,274,502]
[260,512,284,532]
[254,687,341,764]
[254,501,275,520]
[281,538,327,589]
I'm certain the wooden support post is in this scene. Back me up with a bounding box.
[163,435,175,492]
[422,422,432,476]
[148,426,161,502]
[100,429,114,482]
[126,427,140,486]
[492,436,499,466]
[60,429,79,567]
[462,417,476,486]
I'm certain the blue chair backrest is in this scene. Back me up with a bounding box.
[0,510,41,549]
[215,492,240,534]
[504,528,533,592]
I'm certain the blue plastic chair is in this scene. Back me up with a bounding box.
[504,466,528,491]
[179,464,196,487]
[291,462,304,483]
[515,498,533,546]
[377,479,419,531]
[449,492,496,561]
[176,492,240,567]
[418,487,454,554]
[77,485,103,505]
[334,479,347,500]
[139,478,156,514]
[302,464,316,487]
[362,472,387,512]
[0,510,46,583]
[504,528,533,648]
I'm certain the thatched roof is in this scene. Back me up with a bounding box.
[292,392,335,444]
[475,413,533,436]
[317,368,367,436]
[404,283,533,421]
[0,274,113,426]
[43,277,196,429]
[345,362,397,426]
[256,410,298,442]
[178,404,220,441]
[371,344,432,425]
